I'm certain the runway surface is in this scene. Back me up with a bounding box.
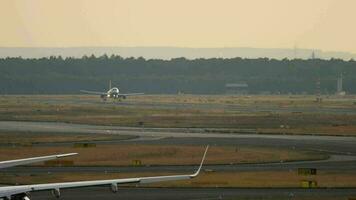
[0,121,355,142]
[1,121,356,155]
[30,187,356,200]
[1,121,355,142]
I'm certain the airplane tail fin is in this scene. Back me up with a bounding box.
[109,80,112,90]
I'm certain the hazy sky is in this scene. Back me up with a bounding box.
[1,0,356,53]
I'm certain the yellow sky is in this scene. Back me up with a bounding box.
[1,0,355,53]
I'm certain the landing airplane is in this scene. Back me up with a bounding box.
[80,81,144,101]
[0,146,208,200]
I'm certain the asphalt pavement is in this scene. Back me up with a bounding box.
[30,187,356,200]
[1,121,356,155]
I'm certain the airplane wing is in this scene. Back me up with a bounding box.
[0,153,77,169]
[119,93,145,97]
[0,146,208,200]
[80,90,107,95]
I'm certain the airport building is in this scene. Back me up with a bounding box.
[225,83,249,95]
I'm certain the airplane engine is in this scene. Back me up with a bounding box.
[11,193,30,200]
[22,196,30,200]
[110,183,118,193]
[51,189,61,198]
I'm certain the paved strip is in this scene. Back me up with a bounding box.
[30,187,356,200]
[1,121,356,143]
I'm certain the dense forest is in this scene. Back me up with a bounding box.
[0,55,355,94]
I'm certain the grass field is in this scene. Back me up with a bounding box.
[1,95,356,136]
[0,145,326,166]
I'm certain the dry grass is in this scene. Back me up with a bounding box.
[131,94,356,108]
[0,145,326,166]
[1,95,356,135]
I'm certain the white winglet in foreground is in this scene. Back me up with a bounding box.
[0,146,208,200]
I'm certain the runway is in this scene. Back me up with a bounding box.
[1,121,355,142]
[30,187,356,200]
[1,121,356,158]
[0,121,356,155]
[1,120,355,142]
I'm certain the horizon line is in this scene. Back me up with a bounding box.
[0,46,355,54]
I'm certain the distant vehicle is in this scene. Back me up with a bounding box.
[80,81,144,101]
[0,147,208,200]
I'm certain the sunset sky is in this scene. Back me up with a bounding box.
[1,0,355,53]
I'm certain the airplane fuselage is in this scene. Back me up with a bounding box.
[100,87,127,100]
[80,83,143,100]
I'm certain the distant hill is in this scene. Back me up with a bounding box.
[0,47,355,60]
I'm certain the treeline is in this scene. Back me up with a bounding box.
[0,55,355,94]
